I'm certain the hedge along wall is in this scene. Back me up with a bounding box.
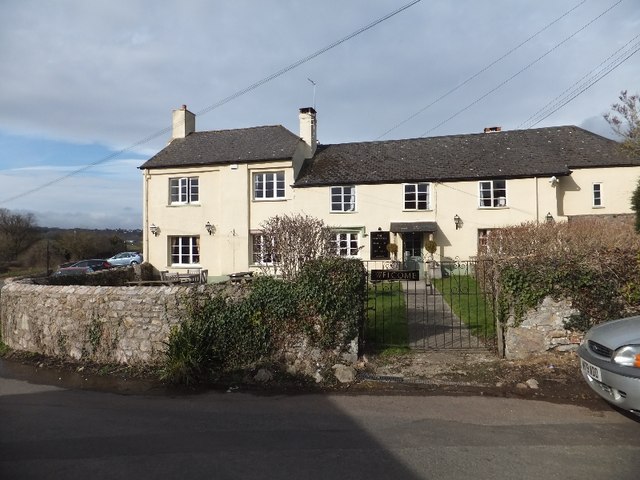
[0,281,190,364]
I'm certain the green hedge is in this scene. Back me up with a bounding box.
[162,258,366,385]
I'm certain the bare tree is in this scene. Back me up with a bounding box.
[0,209,38,262]
[259,214,336,280]
[604,89,640,156]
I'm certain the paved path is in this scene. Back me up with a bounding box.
[404,281,484,350]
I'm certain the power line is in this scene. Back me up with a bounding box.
[375,0,587,140]
[0,0,421,206]
[519,33,640,129]
[418,0,623,137]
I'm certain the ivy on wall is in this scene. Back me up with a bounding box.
[477,220,640,332]
[162,258,366,385]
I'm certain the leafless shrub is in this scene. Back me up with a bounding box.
[259,214,336,280]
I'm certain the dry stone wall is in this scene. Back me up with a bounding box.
[504,296,583,360]
[0,280,191,365]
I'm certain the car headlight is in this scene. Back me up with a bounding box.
[612,345,640,367]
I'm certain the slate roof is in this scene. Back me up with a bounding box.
[139,125,301,169]
[294,126,639,187]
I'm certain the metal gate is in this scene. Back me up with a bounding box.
[363,259,497,351]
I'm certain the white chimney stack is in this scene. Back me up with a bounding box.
[172,105,195,140]
[299,107,317,158]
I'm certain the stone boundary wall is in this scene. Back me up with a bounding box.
[504,296,584,360]
[0,280,359,382]
[0,280,191,365]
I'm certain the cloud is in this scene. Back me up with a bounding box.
[0,0,638,227]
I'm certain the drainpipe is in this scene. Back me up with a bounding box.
[143,169,150,261]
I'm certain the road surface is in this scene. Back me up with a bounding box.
[1,373,639,479]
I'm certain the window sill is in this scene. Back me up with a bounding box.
[167,203,201,207]
[253,198,287,202]
[402,209,432,212]
[478,206,509,210]
[330,211,357,214]
[592,206,605,209]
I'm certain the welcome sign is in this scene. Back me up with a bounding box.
[370,269,419,281]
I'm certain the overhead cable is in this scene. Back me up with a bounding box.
[0,0,421,206]
[418,0,623,137]
[376,0,587,140]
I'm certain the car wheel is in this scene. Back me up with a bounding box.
[131,261,139,265]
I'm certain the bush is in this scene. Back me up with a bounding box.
[162,258,366,385]
[478,219,640,331]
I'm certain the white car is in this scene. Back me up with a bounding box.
[107,251,143,266]
[577,316,640,415]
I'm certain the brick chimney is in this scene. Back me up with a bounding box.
[172,105,195,139]
[299,107,317,158]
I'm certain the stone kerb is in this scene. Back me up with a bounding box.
[504,296,583,360]
[0,281,191,365]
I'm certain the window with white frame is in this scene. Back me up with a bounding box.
[170,236,200,265]
[404,183,430,210]
[169,177,199,204]
[331,186,356,212]
[593,183,603,207]
[253,171,285,200]
[251,234,274,264]
[334,232,359,257]
[479,180,507,208]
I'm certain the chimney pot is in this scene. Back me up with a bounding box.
[172,105,195,139]
[299,107,317,158]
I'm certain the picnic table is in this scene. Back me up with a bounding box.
[228,271,254,283]
[160,270,208,284]
[126,279,181,286]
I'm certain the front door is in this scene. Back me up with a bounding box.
[403,232,424,277]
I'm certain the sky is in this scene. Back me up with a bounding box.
[0,0,638,230]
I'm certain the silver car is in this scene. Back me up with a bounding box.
[578,316,640,415]
[107,251,143,266]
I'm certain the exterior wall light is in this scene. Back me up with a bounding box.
[150,223,160,236]
[545,212,555,223]
[205,221,216,235]
[453,214,462,230]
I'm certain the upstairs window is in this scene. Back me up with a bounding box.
[404,183,430,210]
[479,180,507,208]
[254,172,285,200]
[331,186,356,212]
[593,183,603,207]
[334,232,359,257]
[170,236,200,265]
[169,177,199,204]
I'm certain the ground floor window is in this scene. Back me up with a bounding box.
[251,234,274,264]
[334,232,359,257]
[170,236,200,265]
[478,229,501,254]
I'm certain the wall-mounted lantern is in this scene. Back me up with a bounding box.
[205,221,216,235]
[149,223,160,237]
[453,214,462,230]
[545,212,555,223]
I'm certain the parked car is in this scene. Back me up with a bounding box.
[578,316,640,415]
[69,259,113,271]
[53,266,94,276]
[107,251,143,266]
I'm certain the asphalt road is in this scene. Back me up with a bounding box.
[1,374,639,480]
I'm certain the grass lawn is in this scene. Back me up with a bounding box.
[365,282,409,348]
[432,275,496,338]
